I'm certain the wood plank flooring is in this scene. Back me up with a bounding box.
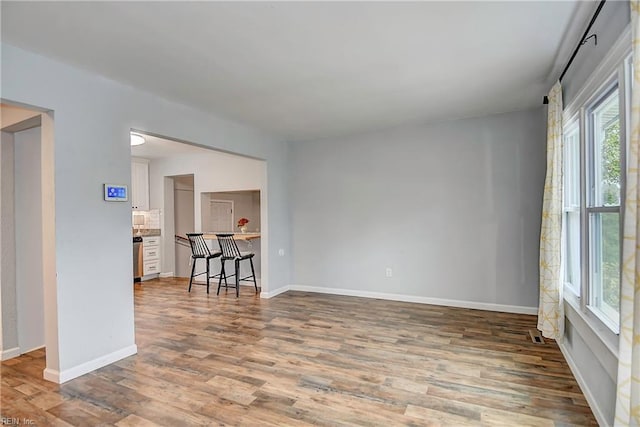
[1,278,596,426]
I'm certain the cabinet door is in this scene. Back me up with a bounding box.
[142,236,161,279]
[143,260,160,276]
[131,160,149,211]
[143,245,160,261]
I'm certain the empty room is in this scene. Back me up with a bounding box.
[1,1,638,426]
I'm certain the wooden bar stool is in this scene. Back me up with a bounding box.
[186,233,222,294]
[215,234,258,297]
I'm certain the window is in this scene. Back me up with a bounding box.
[586,86,621,330]
[562,76,629,333]
[559,31,633,353]
[562,55,629,335]
[563,122,580,294]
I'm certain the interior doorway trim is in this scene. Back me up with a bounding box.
[0,100,59,381]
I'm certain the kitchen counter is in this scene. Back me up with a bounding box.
[133,228,161,237]
[202,232,260,241]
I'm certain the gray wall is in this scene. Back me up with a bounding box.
[563,0,630,106]
[557,1,630,425]
[14,126,45,353]
[1,131,18,353]
[289,108,545,310]
[563,304,618,425]
[2,42,291,379]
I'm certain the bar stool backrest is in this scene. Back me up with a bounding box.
[186,233,211,258]
[216,234,242,259]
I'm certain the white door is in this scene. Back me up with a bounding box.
[210,200,233,231]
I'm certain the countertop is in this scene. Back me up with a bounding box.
[202,232,261,241]
[133,229,161,237]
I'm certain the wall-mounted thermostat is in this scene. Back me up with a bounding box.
[104,184,128,202]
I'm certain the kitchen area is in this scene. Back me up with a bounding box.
[130,132,266,290]
[131,153,162,283]
[132,210,162,283]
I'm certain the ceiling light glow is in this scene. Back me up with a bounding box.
[130,133,145,146]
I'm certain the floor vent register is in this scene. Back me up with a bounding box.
[528,329,545,345]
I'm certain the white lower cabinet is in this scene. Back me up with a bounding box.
[142,236,161,280]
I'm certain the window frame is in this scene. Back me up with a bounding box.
[561,118,581,296]
[583,80,624,333]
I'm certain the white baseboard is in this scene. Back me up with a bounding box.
[20,344,45,354]
[43,344,137,384]
[159,272,173,278]
[43,368,60,383]
[1,347,20,361]
[261,285,290,299]
[558,342,609,427]
[287,285,538,315]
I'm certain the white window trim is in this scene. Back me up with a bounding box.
[562,118,581,296]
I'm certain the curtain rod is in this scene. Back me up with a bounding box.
[543,0,606,104]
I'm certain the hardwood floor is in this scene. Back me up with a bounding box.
[1,278,596,426]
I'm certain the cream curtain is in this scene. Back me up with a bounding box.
[537,81,564,341]
[615,2,640,425]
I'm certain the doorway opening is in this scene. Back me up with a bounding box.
[130,131,268,292]
[0,102,58,382]
[172,175,194,278]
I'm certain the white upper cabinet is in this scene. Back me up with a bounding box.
[131,158,149,211]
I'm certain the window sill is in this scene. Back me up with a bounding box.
[587,304,620,335]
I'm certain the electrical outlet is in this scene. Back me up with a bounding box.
[385,267,393,278]
[278,249,285,256]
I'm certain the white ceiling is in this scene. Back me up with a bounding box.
[2,1,585,141]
